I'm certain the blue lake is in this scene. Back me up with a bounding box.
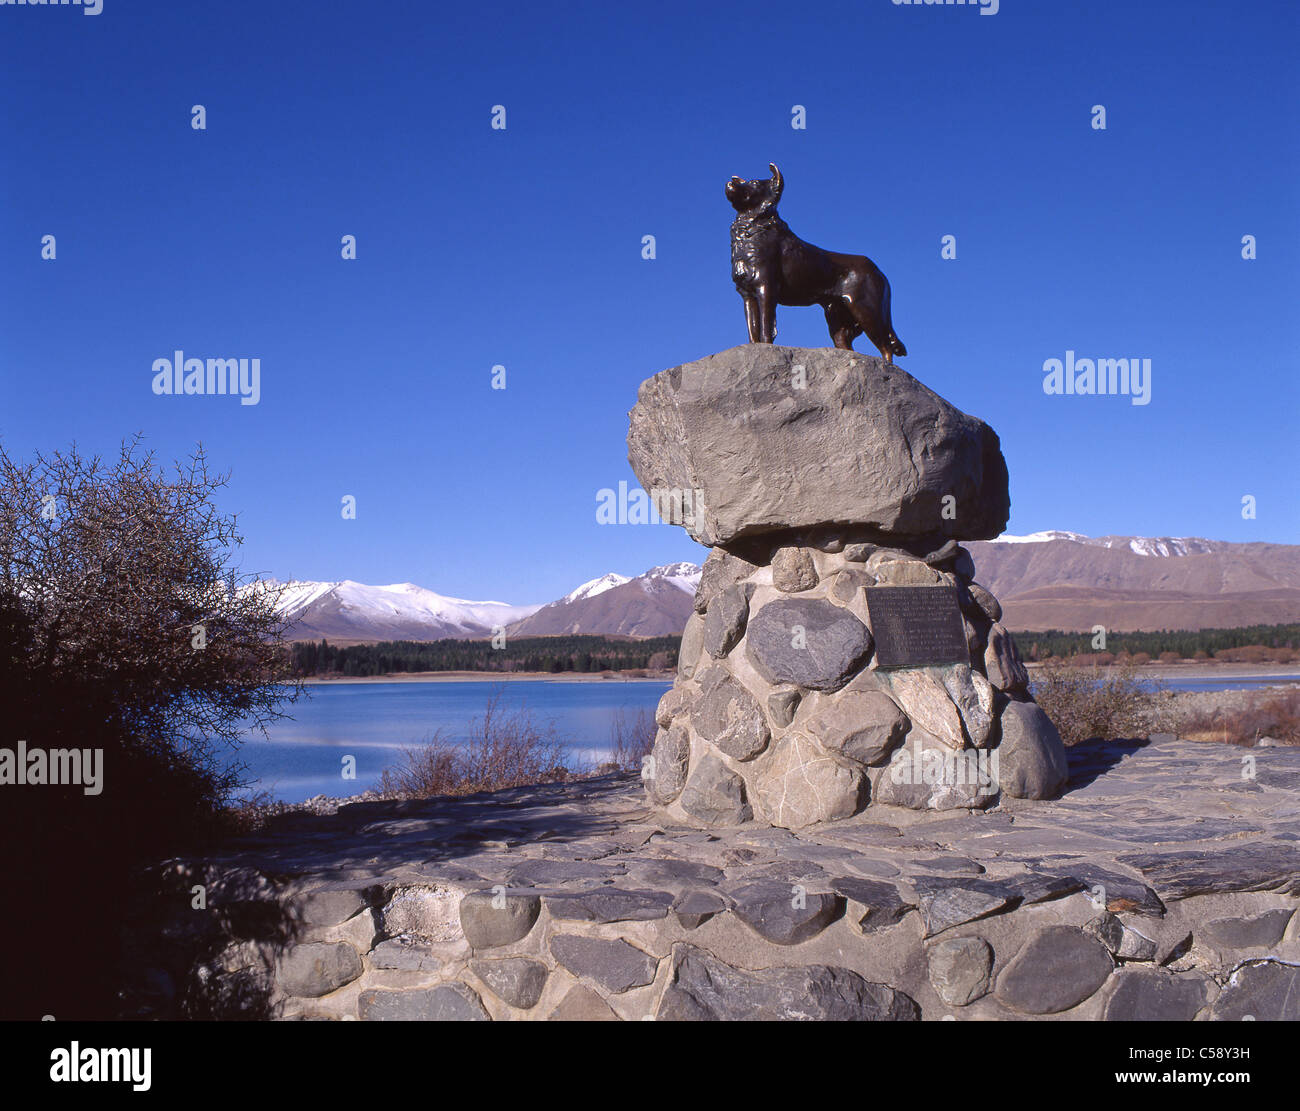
[231,680,671,803]
[1155,675,1300,691]
[231,672,1300,803]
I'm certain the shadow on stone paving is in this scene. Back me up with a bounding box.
[1063,738,1149,792]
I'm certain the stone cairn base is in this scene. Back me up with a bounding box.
[629,343,1065,828]
[648,531,1065,828]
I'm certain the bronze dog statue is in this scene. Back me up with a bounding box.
[726,163,907,362]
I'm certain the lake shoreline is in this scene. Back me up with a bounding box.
[293,661,1300,687]
[297,671,675,685]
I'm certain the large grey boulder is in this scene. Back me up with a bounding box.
[745,597,872,692]
[996,701,1069,799]
[627,345,1009,546]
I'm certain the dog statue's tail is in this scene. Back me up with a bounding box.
[881,279,907,358]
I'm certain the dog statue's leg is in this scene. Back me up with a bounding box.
[743,296,761,343]
[823,302,859,351]
[845,299,893,363]
[755,286,777,343]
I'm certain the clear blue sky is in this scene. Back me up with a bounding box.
[2,0,1297,604]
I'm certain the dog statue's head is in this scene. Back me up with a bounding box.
[725,163,783,217]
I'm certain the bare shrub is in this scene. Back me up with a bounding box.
[381,690,574,798]
[1179,690,1300,747]
[1063,651,1115,668]
[0,439,300,789]
[1217,645,1272,664]
[1031,660,1173,746]
[0,438,300,1019]
[1210,644,1297,664]
[608,707,657,772]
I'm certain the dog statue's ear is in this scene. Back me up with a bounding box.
[768,163,783,199]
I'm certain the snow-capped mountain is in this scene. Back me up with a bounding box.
[993,530,1091,545]
[266,579,543,643]
[269,563,704,642]
[645,561,705,593]
[972,533,1300,631]
[507,562,702,638]
[994,531,1222,558]
[268,532,1300,642]
[562,572,631,604]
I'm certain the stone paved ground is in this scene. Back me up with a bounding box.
[126,737,1300,1020]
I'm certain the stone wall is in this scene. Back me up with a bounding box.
[120,739,1300,1021]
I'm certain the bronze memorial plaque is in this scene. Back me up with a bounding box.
[865,586,969,668]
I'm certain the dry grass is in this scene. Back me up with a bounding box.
[607,707,657,773]
[381,690,576,798]
[1178,689,1300,747]
[1031,660,1175,746]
